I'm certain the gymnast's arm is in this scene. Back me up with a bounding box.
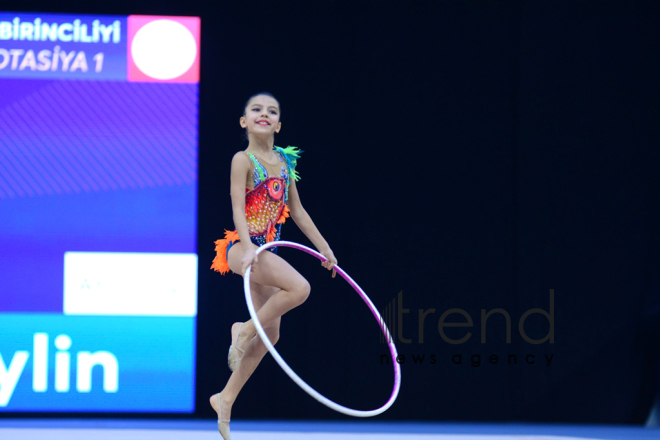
[230,152,259,271]
[287,177,337,275]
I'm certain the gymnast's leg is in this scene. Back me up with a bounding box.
[210,279,280,427]
[226,242,311,354]
[210,242,310,425]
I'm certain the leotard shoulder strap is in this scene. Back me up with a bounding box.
[245,151,268,185]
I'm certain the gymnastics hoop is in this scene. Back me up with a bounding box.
[243,241,401,417]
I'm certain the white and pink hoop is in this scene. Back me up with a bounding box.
[243,240,401,417]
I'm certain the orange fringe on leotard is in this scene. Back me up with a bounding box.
[211,229,240,275]
[277,205,290,224]
[210,205,291,275]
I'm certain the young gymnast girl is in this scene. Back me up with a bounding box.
[209,92,338,439]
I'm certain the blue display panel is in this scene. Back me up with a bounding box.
[0,12,200,412]
[0,315,195,411]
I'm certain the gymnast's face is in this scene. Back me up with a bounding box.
[240,95,281,137]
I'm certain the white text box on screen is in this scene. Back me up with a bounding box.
[63,252,197,317]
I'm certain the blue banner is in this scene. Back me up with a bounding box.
[0,314,195,411]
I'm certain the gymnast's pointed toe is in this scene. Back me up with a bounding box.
[218,420,231,440]
[211,393,231,440]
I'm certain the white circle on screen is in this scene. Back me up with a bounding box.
[131,19,197,80]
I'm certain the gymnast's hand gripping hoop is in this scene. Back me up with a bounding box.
[243,241,402,417]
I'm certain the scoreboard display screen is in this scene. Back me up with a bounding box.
[0,12,200,412]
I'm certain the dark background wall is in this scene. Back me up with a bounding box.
[7,0,660,424]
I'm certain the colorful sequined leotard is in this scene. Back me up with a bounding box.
[211,146,302,275]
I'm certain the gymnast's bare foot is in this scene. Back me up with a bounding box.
[210,392,233,439]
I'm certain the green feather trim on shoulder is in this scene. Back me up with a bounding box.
[275,145,303,181]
